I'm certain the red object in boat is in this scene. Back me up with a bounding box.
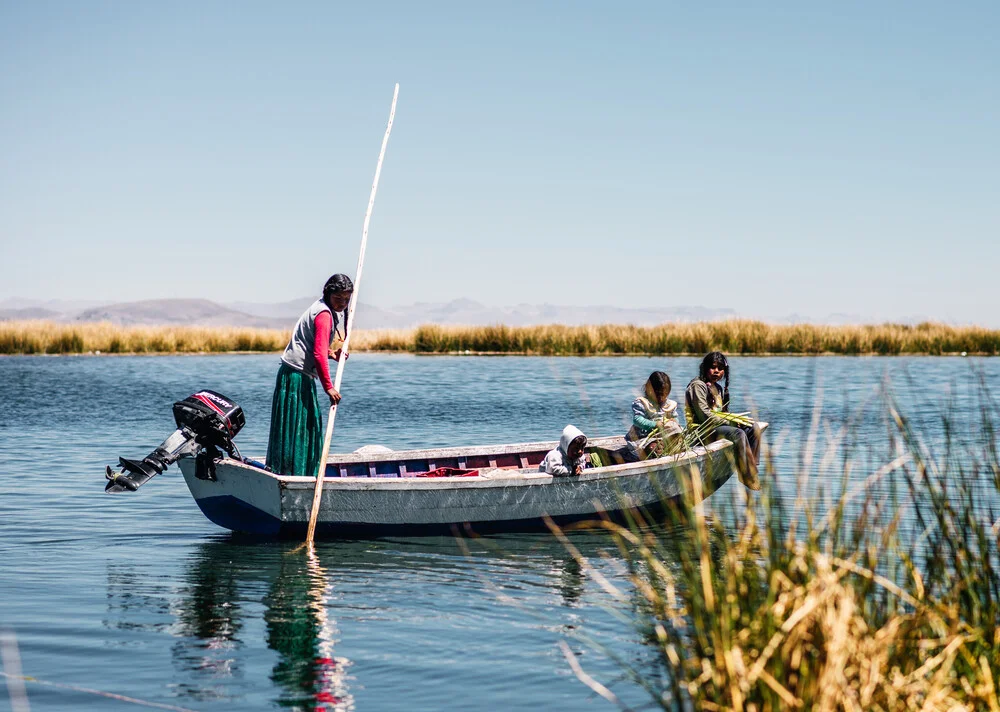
[416,467,479,478]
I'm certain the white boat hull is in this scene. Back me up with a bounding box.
[178,435,749,537]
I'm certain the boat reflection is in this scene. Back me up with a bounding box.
[104,530,655,708]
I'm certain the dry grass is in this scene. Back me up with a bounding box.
[2,320,999,355]
[0,320,290,354]
[553,392,1000,711]
[411,321,1000,355]
[0,321,410,355]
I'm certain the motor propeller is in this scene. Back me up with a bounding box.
[104,390,245,493]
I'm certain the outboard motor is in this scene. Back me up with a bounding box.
[105,390,246,493]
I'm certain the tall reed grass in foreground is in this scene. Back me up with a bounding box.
[554,392,1000,711]
[2,320,999,355]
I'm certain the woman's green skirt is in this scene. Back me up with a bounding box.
[266,363,324,477]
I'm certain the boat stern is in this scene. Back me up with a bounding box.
[179,458,286,536]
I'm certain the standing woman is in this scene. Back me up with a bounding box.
[266,274,353,476]
[685,351,761,490]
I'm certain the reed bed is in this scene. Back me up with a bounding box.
[2,320,999,355]
[0,321,407,355]
[553,394,1000,711]
[412,321,1000,355]
[0,320,290,354]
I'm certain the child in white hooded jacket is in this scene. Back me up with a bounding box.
[539,425,588,476]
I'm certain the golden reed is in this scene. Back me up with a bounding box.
[545,394,1000,710]
[2,320,998,355]
[0,321,408,355]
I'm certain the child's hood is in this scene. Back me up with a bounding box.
[559,424,586,455]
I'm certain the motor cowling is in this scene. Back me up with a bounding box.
[172,391,246,447]
[105,390,245,493]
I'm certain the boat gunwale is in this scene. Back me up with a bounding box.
[210,440,740,491]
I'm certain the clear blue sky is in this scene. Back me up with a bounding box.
[1,1,997,323]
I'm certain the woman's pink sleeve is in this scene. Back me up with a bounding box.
[312,311,334,392]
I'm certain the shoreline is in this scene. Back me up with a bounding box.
[0,349,984,358]
[1,320,996,357]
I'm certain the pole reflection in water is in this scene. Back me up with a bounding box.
[263,549,353,711]
[103,541,356,709]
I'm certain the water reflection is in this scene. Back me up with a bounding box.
[102,530,671,709]
[170,546,247,701]
[148,535,601,709]
[171,541,354,710]
[264,550,352,711]
[556,555,585,606]
[104,563,174,634]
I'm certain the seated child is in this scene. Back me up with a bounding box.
[685,351,760,490]
[626,371,683,459]
[539,425,588,477]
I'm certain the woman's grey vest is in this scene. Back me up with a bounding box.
[281,299,337,379]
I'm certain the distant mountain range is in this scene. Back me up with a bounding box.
[72,299,290,329]
[1,296,949,328]
[0,307,64,320]
[0,297,741,328]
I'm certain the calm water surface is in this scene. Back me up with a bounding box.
[1,354,995,710]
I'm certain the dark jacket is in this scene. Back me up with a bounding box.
[684,378,727,429]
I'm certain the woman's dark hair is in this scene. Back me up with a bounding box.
[322,273,354,338]
[646,371,671,402]
[698,351,730,409]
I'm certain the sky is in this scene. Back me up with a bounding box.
[1,1,998,324]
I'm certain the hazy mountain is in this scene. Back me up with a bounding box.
[228,298,409,329]
[12,295,920,328]
[770,311,937,326]
[0,307,63,321]
[230,297,738,328]
[226,297,315,320]
[0,298,110,313]
[2,296,742,328]
[72,299,290,328]
[2,293,958,327]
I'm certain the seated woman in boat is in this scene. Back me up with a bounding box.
[539,425,588,477]
[266,274,353,477]
[625,371,683,460]
[685,352,761,490]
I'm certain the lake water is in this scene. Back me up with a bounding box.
[1,354,996,711]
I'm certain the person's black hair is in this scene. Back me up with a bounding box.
[698,352,730,409]
[322,273,354,339]
[646,371,671,402]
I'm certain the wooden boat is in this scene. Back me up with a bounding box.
[177,426,766,537]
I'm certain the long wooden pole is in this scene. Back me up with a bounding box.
[305,83,399,548]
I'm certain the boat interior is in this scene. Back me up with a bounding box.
[320,435,632,478]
